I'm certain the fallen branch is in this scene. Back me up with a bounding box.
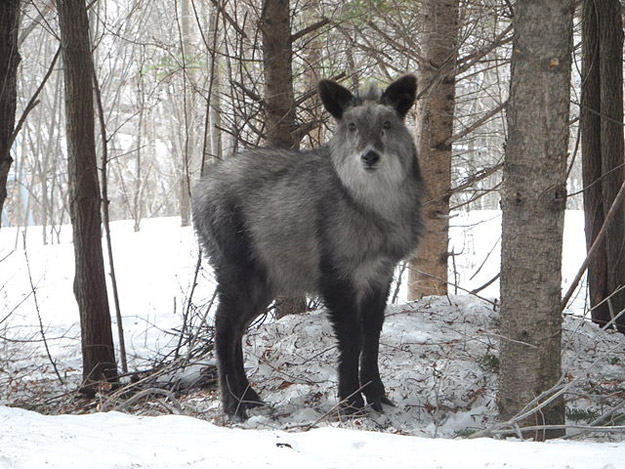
[107,388,183,414]
[472,424,625,438]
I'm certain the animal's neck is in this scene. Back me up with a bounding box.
[343,175,410,221]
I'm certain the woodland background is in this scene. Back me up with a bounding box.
[3,0,527,230]
[1,0,625,445]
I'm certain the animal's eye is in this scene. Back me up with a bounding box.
[382,121,392,130]
[348,122,357,132]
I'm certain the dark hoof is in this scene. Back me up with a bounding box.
[242,387,264,408]
[223,398,254,422]
[244,399,264,409]
[338,393,365,417]
[224,398,265,422]
[368,395,396,413]
[224,402,248,422]
[339,403,367,418]
[223,383,264,421]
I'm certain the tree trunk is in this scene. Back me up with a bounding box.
[261,0,297,150]
[201,2,223,173]
[261,0,305,317]
[408,0,459,299]
[0,1,21,226]
[581,0,625,333]
[133,56,145,232]
[498,0,573,440]
[57,0,118,390]
[179,0,197,227]
[301,0,322,148]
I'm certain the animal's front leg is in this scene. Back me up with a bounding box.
[322,277,365,413]
[360,282,395,412]
[334,312,365,412]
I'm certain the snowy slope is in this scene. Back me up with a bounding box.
[236,297,624,436]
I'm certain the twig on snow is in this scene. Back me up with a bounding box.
[106,387,183,414]
[22,233,63,385]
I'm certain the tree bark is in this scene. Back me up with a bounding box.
[498,0,573,440]
[408,0,459,299]
[201,2,223,174]
[581,0,625,332]
[0,1,21,226]
[179,0,197,227]
[261,0,298,150]
[261,0,305,317]
[57,0,118,389]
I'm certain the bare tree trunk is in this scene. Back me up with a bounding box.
[261,0,297,149]
[408,0,459,299]
[0,1,21,226]
[261,0,305,317]
[39,64,62,243]
[201,2,223,174]
[57,0,118,390]
[133,59,145,232]
[301,0,322,148]
[598,2,625,327]
[581,0,625,333]
[179,0,197,227]
[498,0,573,440]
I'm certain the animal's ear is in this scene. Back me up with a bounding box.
[318,79,354,119]
[380,75,417,118]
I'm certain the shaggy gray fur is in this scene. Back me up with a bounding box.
[192,75,423,420]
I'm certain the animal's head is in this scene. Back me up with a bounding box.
[318,75,419,200]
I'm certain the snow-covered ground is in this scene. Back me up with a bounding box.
[2,405,624,469]
[1,212,624,468]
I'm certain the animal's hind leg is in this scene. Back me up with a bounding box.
[215,296,248,420]
[360,281,394,412]
[234,336,263,407]
[215,271,269,420]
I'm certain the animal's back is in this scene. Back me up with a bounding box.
[192,147,335,295]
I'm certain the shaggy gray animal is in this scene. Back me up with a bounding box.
[192,75,423,421]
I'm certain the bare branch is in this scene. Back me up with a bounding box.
[292,18,330,43]
[561,177,625,311]
[9,46,61,150]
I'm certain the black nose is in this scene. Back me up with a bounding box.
[362,150,380,167]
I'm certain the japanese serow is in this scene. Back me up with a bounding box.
[192,75,423,421]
